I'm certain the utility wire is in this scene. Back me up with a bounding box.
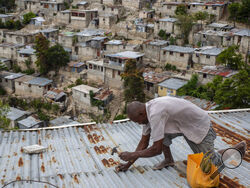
[2,179,59,188]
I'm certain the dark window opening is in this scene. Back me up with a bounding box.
[180,53,184,57]
[203,73,207,78]
[170,51,173,55]
[206,55,210,59]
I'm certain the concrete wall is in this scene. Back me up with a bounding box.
[234,35,250,55]
[77,46,98,61]
[16,54,38,71]
[57,12,70,25]
[192,54,217,66]
[105,44,125,54]
[0,46,18,59]
[99,15,117,29]
[143,45,163,63]
[15,82,49,97]
[0,78,15,93]
[5,34,35,45]
[58,35,73,48]
[72,88,92,106]
[160,50,192,69]
[104,67,123,88]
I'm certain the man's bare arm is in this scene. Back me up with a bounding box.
[119,139,163,161]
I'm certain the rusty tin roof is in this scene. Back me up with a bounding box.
[0,109,249,187]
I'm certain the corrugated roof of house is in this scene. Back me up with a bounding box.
[0,109,249,187]
[50,116,79,127]
[159,17,177,23]
[18,48,36,55]
[234,29,250,37]
[6,107,31,121]
[148,40,169,46]
[158,78,188,90]
[162,45,195,53]
[27,77,52,86]
[17,116,42,128]
[105,40,123,45]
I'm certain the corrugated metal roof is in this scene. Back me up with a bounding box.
[0,14,13,18]
[148,40,169,46]
[17,116,42,128]
[162,45,194,53]
[196,47,223,56]
[105,40,123,45]
[234,29,250,37]
[28,77,52,87]
[18,48,36,55]
[158,78,187,90]
[50,116,79,127]
[6,107,30,121]
[159,18,177,23]
[0,109,249,187]
[207,23,228,28]
[76,29,105,37]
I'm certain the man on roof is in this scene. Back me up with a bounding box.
[116,96,246,171]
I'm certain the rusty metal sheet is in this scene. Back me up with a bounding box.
[0,110,249,188]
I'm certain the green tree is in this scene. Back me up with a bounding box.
[176,15,194,44]
[228,3,240,26]
[34,33,50,74]
[158,30,168,40]
[14,20,23,30]
[194,11,209,28]
[46,44,70,71]
[121,60,145,103]
[23,12,36,25]
[216,45,244,70]
[0,100,10,129]
[177,74,198,96]
[175,4,187,15]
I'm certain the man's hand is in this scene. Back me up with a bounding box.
[115,162,131,172]
[119,152,138,161]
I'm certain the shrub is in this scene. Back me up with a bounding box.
[114,114,127,121]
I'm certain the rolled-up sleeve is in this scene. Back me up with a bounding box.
[142,124,151,135]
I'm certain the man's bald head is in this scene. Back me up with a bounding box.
[127,101,148,124]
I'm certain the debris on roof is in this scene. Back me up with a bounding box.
[143,70,171,84]
[93,89,113,101]
[50,116,79,127]
[158,78,188,90]
[0,109,249,187]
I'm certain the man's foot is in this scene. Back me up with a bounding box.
[152,160,175,170]
[218,141,246,157]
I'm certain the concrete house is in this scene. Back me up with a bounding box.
[18,116,43,129]
[5,31,37,44]
[76,29,106,43]
[15,75,52,97]
[30,17,45,26]
[161,45,195,69]
[193,46,223,66]
[206,23,233,32]
[24,0,41,12]
[70,9,98,29]
[72,84,100,107]
[0,57,11,70]
[104,51,144,88]
[104,40,127,54]
[143,70,171,95]
[196,66,238,85]
[57,10,71,25]
[143,40,169,63]
[58,31,76,48]
[233,29,250,56]
[139,9,155,19]
[6,107,31,128]
[76,36,107,61]
[40,0,66,15]
[44,88,67,103]
[154,17,180,35]
[0,43,24,60]
[0,71,24,93]
[158,78,187,97]
[76,1,89,9]
[122,0,149,9]
[17,46,37,70]
[68,61,86,73]
[0,14,14,23]
[100,5,125,18]
[40,28,59,43]
[86,59,105,83]
[99,13,118,29]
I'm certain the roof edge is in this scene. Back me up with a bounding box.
[207,108,250,114]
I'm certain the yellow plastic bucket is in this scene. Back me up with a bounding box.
[187,153,220,188]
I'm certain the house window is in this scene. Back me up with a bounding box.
[160,87,163,90]
[196,53,199,57]
[167,6,171,9]
[101,67,103,72]
[111,8,114,11]
[188,5,190,9]
[84,93,87,97]
[0,78,1,82]
[5,79,8,82]
[212,6,216,10]
[180,53,184,57]
[72,12,78,16]
[163,51,166,55]
[170,51,173,55]
[226,37,231,41]
[206,55,210,59]
[19,82,21,85]
[192,5,195,7]
[203,73,207,78]
[118,71,121,75]
[28,84,31,87]
[103,7,105,11]
[103,18,105,22]
[94,65,97,70]
[89,64,92,69]
[205,6,208,9]
[203,34,206,38]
